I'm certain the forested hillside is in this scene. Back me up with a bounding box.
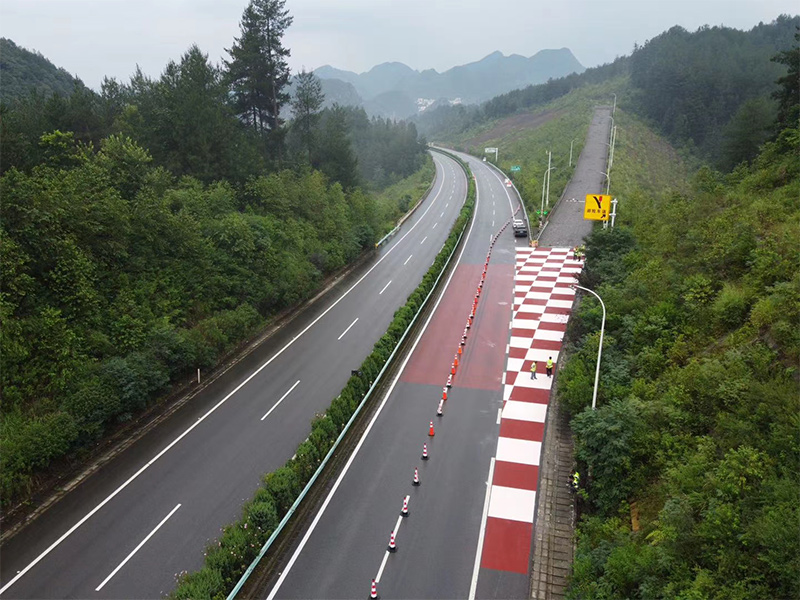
[418,16,799,172]
[557,36,800,599]
[0,0,428,506]
[0,38,82,104]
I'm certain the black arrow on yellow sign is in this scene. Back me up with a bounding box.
[593,196,603,209]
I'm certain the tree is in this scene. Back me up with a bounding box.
[225,0,293,134]
[771,29,800,131]
[290,69,324,159]
[314,105,359,190]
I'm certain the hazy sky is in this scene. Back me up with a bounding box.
[2,0,797,90]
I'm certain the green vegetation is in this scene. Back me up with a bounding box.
[0,0,430,508]
[420,16,799,173]
[0,38,83,104]
[554,43,800,600]
[169,155,476,599]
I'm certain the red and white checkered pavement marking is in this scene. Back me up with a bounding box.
[479,247,583,574]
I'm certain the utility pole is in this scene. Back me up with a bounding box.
[569,139,575,167]
[612,93,617,115]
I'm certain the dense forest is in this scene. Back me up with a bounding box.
[0,0,427,504]
[417,16,799,172]
[0,38,83,104]
[558,35,799,599]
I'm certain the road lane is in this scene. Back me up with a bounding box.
[0,152,468,599]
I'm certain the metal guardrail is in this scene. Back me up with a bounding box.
[226,155,475,600]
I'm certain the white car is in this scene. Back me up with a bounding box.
[505,178,512,187]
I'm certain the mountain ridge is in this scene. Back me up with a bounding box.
[313,48,585,114]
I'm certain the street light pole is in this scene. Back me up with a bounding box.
[545,150,552,207]
[572,284,606,410]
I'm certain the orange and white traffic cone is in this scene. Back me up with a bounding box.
[454,356,459,369]
[422,443,429,460]
[451,362,456,376]
[388,530,397,552]
[413,467,421,485]
[446,374,452,388]
[428,421,435,436]
[401,495,409,516]
[437,399,444,416]
[442,387,448,401]
[370,579,378,599]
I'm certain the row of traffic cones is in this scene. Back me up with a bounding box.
[370,216,517,599]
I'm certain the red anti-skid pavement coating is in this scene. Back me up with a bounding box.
[509,387,551,404]
[456,264,514,390]
[499,419,545,442]
[551,293,576,302]
[401,264,482,385]
[538,322,568,332]
[530,339,563,352]
[508,347,528,360]
[492,460,539,490]
[544,306,572,315]
[480,518,533,574]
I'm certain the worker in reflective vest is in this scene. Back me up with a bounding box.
[546,357,554,378]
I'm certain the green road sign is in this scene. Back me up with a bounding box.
[510,165,521,172]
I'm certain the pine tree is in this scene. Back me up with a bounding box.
[291,69,324,159]
[771,29,799,132]
[225,0,293,134]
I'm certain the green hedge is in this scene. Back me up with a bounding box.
[169,154,475,599]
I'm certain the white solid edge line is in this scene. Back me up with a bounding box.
[261,380,300,421]
[267,155,476,600]
[404,254,413,265]
[337,317,359,341]
[95,503,181,592]
[375,514,404,583]
[379,280,392,295]
[468,457,496,600]
[496,408,502,425]
[0,154,457,598]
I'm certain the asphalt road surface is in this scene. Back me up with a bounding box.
[0,152,468,600]
[539,106,613,248]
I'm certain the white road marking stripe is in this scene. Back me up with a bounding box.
[337,318,359,341]
[469,458,495,599]
[267,152,483,600]
[440,211,444,217]
[404,254,413,265]
[0,152,463,598]
[496,408,502,424]
[375,514,404,583]
[261,380,301,421]
[95,504,181,592]
[433,222,438,229]
[379,280,392,295]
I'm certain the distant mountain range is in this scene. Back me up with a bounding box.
[314,48,585,118]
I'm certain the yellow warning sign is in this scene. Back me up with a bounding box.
[584,194,611,221]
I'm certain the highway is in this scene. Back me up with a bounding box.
[266,151,528,599]
[262,108,612,600]
[0,152,468,599]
